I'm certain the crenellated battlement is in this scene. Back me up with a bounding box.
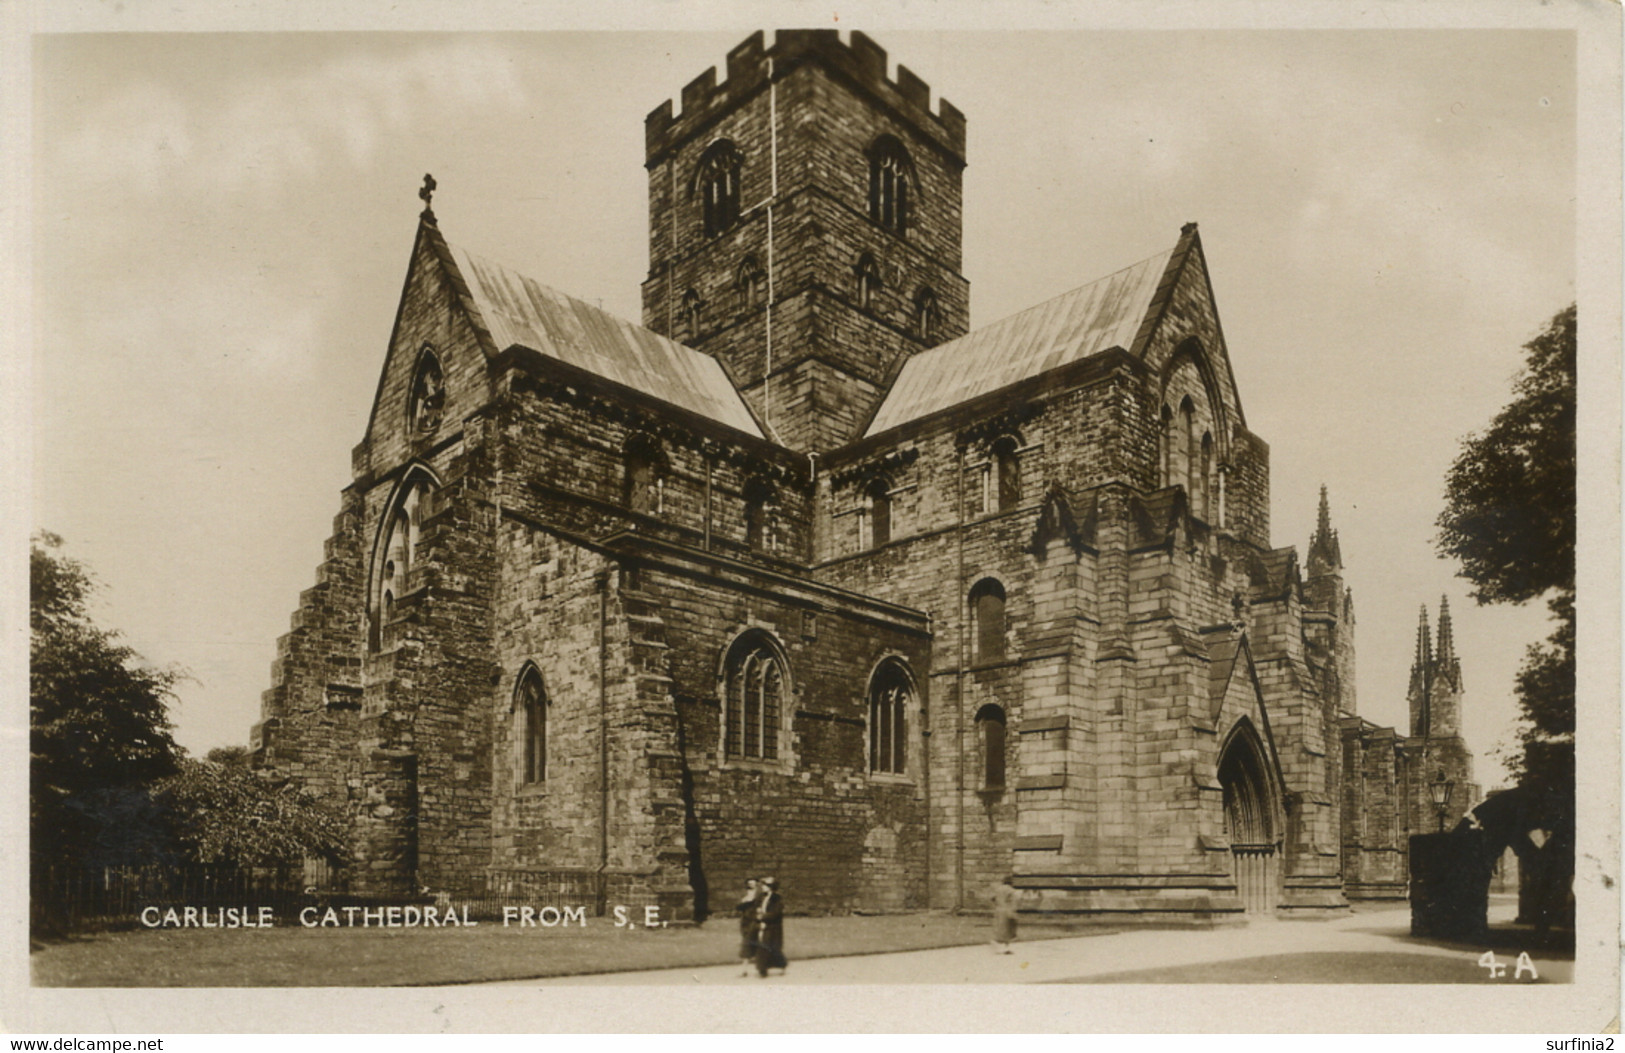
[645,29,966,164]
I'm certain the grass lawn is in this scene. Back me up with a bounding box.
[32,912,1090,987]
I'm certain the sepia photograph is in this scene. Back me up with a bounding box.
[6,0,1619,1036]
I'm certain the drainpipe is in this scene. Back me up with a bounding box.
[955,443,968,911]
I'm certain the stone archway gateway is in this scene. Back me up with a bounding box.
[1219,722,1281,915]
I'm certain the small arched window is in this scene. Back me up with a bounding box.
[855,254,882,311]
[868,659,912,775]
[866,477,892,548]
[624,435,666,516]
[744,477,774,552]
[868,135,914,236]
[913,288,939,342]
[683,289,704,340]
[976,704,1007,791]
[970,578,1007,664]
[515,666,548,785]
[992,436,1021,513]
[370,475,433,652]
[723,632,787,762]
[695,140,742,237]
[737,256,765,310]
[409,346,445,434]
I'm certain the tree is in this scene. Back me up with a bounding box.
[1437,304,1575,607]
[153,758,349,868]
[1436,304,1575,796]
[30,533,182,870]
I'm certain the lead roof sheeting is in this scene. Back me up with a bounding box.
[450,245,764,439]
[863,246,1175,438]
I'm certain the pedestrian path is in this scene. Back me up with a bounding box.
[505,901,1567,986]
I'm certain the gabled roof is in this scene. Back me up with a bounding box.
[447,243,764,439]
[863,244,1176,437]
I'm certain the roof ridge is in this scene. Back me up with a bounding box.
[863,237,1180,437]
[932,242,1179,356]
[445,239,765,440]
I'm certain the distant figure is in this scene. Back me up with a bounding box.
[754,876,787,977]
[991,875,1020,954]
[736,877,761,977]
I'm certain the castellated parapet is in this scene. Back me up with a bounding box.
[646,30,966,165]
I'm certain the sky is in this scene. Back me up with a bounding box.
[24,18,1588,785]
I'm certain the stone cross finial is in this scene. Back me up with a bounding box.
[419,173,437,221]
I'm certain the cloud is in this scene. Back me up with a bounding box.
[50,39,528,203]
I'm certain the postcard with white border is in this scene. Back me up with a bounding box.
[4,0,1619,1036]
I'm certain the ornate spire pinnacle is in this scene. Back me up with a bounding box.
[419,173,438,224]
[1436,595,1456,664]
[1412,604,1432,675]
[1307,485,1343,573]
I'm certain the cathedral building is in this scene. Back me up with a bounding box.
[250,29,1469,921]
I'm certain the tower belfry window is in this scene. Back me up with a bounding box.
[867,136,914,236]
[695,140,742,238]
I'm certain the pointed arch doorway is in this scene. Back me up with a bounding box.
[1219,720,1281,916]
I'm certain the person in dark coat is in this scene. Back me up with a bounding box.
[753,876,786,977]
[735,878,760,977]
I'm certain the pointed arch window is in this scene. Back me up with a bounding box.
[369,474,434,651]
[970,578,1007,664]
[913,288,939,342]
[855,254,882,312]
[409,346,445,434]
[737,255,765,310]
[695,140,742,237]
[1181,397,1198,501]
[515,666,548,785]
[867,135,914,236]
[1160,403,1176,487]
[1199,431,1214,521]
[722,632,787,762]
[976,704,1007,791]
[868,659,912,775]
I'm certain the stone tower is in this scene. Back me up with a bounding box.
[1405,597,1477,833]
[641,30,970,451]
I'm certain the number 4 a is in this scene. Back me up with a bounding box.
[1476,951,1539,980]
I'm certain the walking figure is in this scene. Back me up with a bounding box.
[754,876,787,977]
[991,874,1020,954]
[736,877,760,977]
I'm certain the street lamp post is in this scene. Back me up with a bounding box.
[1428,769,1454,833]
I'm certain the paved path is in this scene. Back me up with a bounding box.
[499,901,1567,986]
